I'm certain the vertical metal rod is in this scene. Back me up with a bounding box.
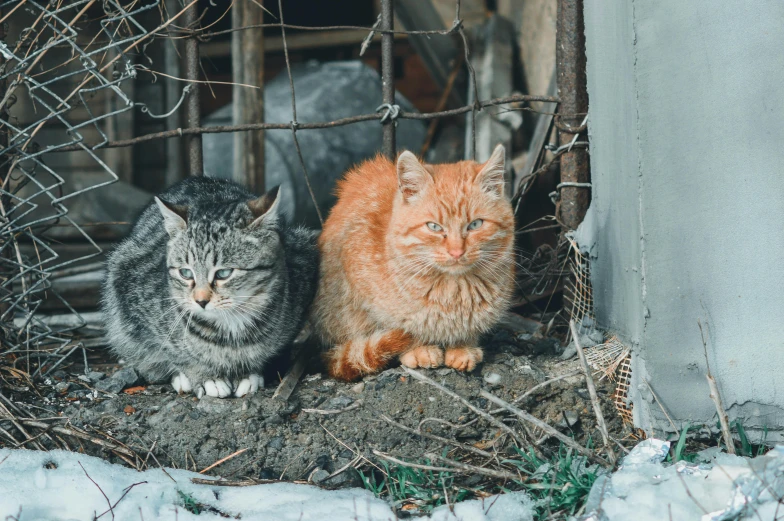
[0,7,9,325]
[380,0,396,158]
[232,0,265,193]
[164,0,184,186]
[184,1,203,176]
[556,0,590,230]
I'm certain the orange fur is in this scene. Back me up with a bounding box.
[313,145,516,381]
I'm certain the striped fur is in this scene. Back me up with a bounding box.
[313,145,515,380]
[102,177,318,397]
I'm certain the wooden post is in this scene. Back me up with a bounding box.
[231,0,265,192]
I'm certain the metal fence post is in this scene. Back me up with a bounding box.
[380,0,396,159]
[232,0,265,193]
[184,1,203,176]
[556,0,590,230]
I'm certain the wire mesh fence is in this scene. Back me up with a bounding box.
[0,0,563,383]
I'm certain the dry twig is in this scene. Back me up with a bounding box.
[479,390,610,467]
[380,414,493,459]
[402,367,527,446]
[698,320,735,455]
[569,320,616,464]
[425,453,520,481]
[199,448,249,474]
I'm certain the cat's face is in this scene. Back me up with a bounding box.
[390,145,514,275]
[155,187,282,325]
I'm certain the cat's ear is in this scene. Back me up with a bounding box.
[154,197,188,236]
[475,144,506,198]
[396,151,432,203]
[247,185,281,229]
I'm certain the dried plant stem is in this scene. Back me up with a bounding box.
[489,371,581,414]
[479,390,610,467]
[699,320,735,455]
[372,450,456,473]
[199,448,248,474]
[569,320,616,464]
[402,367,527,446]
[380,414,493,459]
[425,453,520,481]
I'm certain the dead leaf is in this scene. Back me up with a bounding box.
[123,386,146,395]
[401,504,418,511]
[123,405,136,415]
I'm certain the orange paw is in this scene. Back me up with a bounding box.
[444,347,483,372]
[399,345,444,369]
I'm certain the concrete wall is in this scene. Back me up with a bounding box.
[582,0,784,438]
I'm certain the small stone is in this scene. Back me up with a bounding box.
[483,372,502,385]
[556,411,581,431]
[196,396,232,414]
[309,469,330,484]
[87,371,105,383]
[350,382,365,394]
[325,396,353,409]
[435,368,453,376]
[575,388,591,400]
[188,411,200,420]
[297,434,312,446]
[267,436,285,450]
[560,346,577,360]
[95,368,138,394]
[55,382,72,393]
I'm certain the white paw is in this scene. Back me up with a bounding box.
[199,379,233,398]
[234,374,263,397]
[171,372,192,393]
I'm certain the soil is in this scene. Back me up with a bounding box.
[3,326,626,489]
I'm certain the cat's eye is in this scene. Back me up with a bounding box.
[467,219,484,230]
[214,268,234,281]
[426,222,443,232]
[179,268,193,279]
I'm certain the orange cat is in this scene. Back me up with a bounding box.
[312,144,515,380]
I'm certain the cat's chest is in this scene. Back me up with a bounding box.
[394,277,498,341]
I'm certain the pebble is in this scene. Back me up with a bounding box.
[556,410,581,431]
[267,436,285,450]
[87,371,105,383]
[309,469,330,484]
[483,372,502,385]
[95,368,138,394]
[435,368,453,376]
[350,382,365,394]
[325,396,354,409]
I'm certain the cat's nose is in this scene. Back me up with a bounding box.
[195,300,209,309]
[447,248,465,259]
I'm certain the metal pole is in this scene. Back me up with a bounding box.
[232,0,265,192]
[380,0,396,158]
[184,1,203,176]
[556,0,590,230]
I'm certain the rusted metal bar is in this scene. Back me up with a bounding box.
[0,7,9,326]
[380,0,396,158]
[232,0,265,192]
[183,1,203,176]
[556,0,590,230]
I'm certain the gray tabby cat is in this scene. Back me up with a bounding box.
[102,177,318,398]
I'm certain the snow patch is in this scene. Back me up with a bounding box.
[0,448,534,521]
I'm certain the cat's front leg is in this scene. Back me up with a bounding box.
[399,345,444,369]
[444,346,484,372]
[233,374,263,397]
[171,371,193,393]
[197,378,233,398]
[171,372,232,398]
